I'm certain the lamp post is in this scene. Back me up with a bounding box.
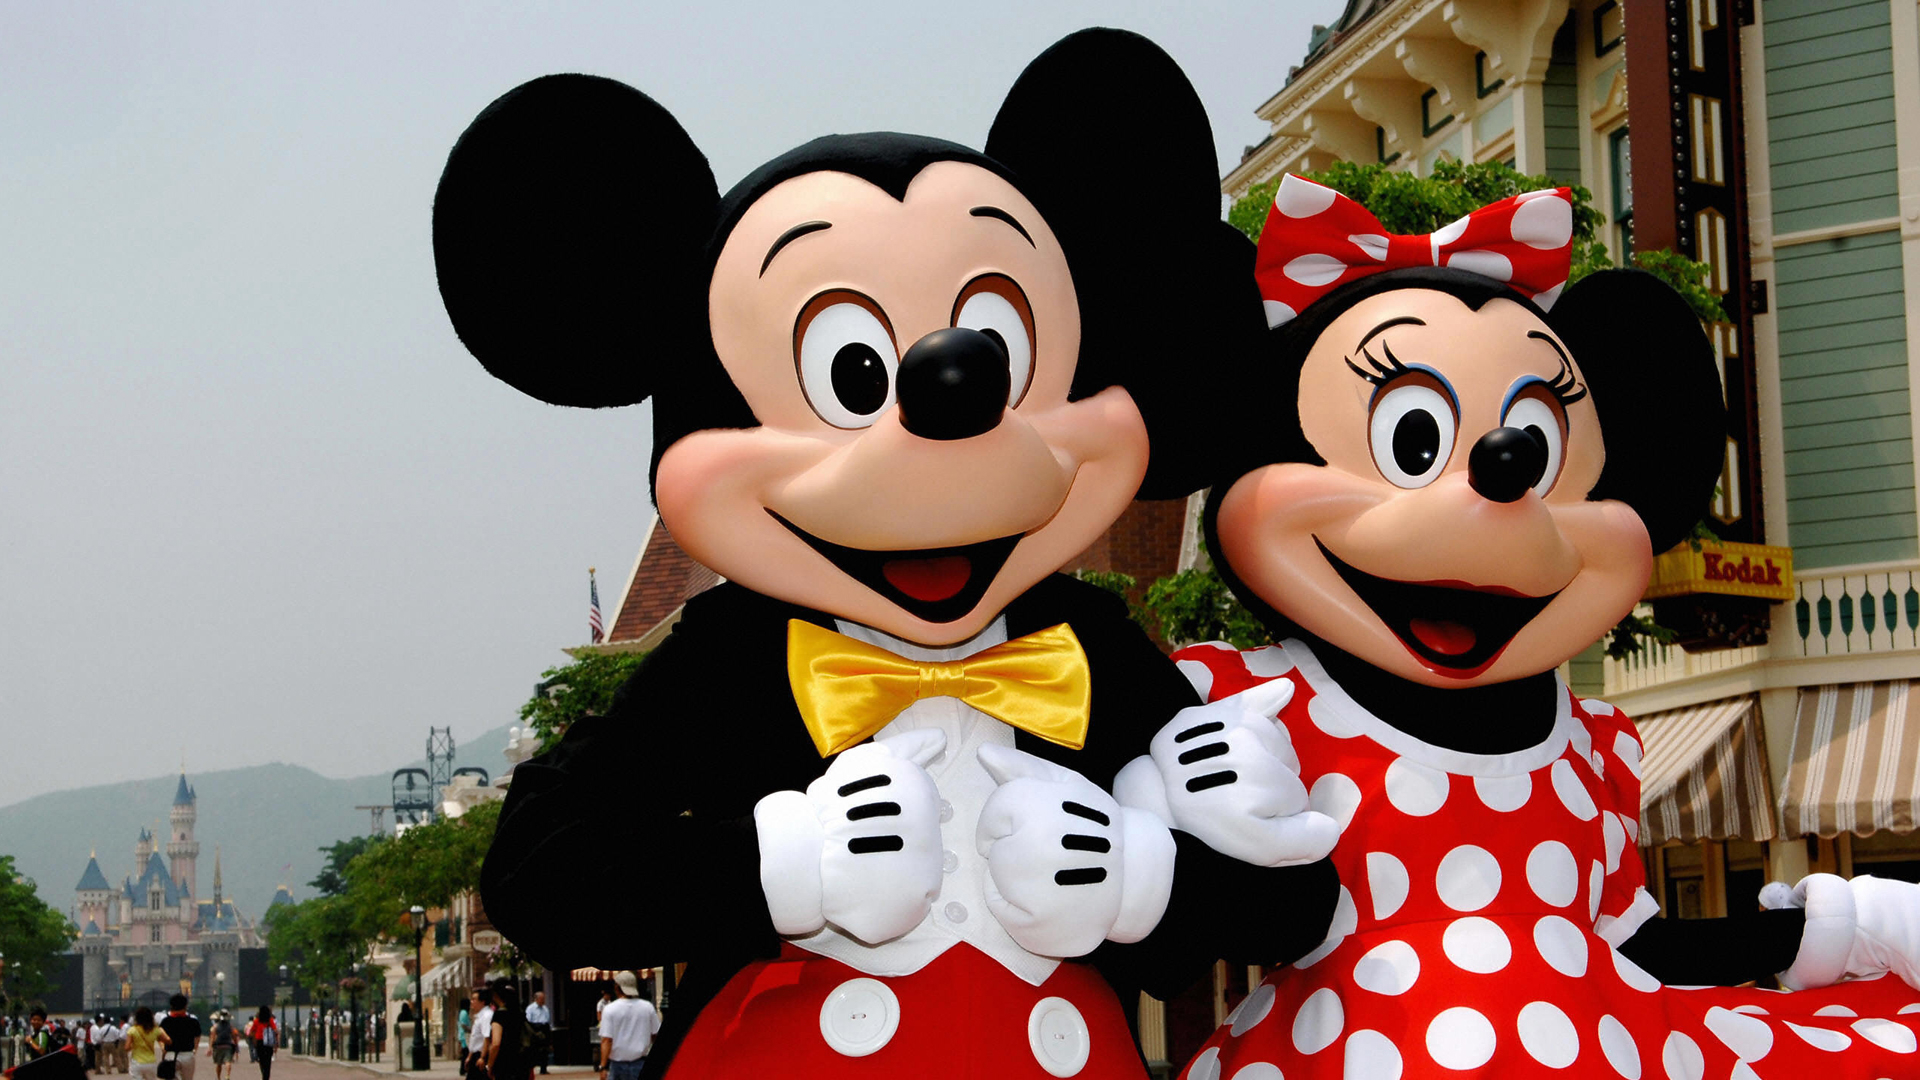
[215,971,225,1012]
[346,965,364,1063]
[409,906,428,1071]
[277,966,289,1054]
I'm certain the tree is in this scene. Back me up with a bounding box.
[0,857,73,1008]
[519,652,650,752]
[310,835,382,898]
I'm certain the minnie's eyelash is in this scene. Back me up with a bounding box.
[1543,354,1588,407]
[1343,341,1413,387]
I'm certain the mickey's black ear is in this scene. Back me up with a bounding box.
[1547,268,1727,552]
[433,75,719,408]
[987,29,1263,499]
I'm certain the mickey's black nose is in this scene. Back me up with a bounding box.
[1467,427,1548,503]
[895,327,1011,441]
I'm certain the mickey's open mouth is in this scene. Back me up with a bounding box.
[1316,538,1558,679]
[772,512,1022,624]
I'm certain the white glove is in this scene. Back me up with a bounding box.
[755,729,947,944]
[1768,873,1920,990]
[1113,679,1339,867]
[975,744,1175,958]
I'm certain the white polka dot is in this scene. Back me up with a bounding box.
[1603,812,1626,874]
[1534,915,1589,977]
[1901,1003,1920,1015]
[1582,697,1618,715]
[1704,1006,1773,1062]
[1591,750,1608,779]
[1291,987,1344,1055]
[1474,773,1532,812]
[1295,886,1357,970]
[1228,983,1274,1037]
[1310,773,1363,834]
[1661,1031,1703,1080]
[1731,1005,1768,1016]
[1275,175,1338,218]
[1552,758,1599,820]
[1366,851,1410,920]
[1518,1001,1580,1068]
[1613,731,1642,778]
[1611,946,1660,992]
[1228,1065,1280,1080]
[1589,861,1606,921]
[1785,1021,1851,1051]
[1516,188,1561,203]
[1728,1061,1761,1080]
[1348,233,1389,261]
[1622,814,1639,844]
[1527,841,1580,907]
[1442,917,1511,974]
[1852,1018,1918,1053]
[1813,1005,1857,1017]
[1569,723,1593,762]
[1352,940,1420,996]
[1448,249,1513,281]
[1426,1007,1496,1070]
[1174,658,1214,699]
[1308,695,1359,738]
[1283,253,1348,287]
[1512,193,1574,248]
[1533,281,1566,309]
[1384,757,1449,817]
[1432,215,1471,247]
[1597,1014,1640,1079]
[1187,1046,1220,1080]
[1262,299,1296,328]
[1242,646,1296,677]
[1436,845,1502,911]
[1343,1029,1401,1080]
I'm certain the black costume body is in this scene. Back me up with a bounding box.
[482,574,1340,1077]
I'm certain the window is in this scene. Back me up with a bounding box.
[1609,127,1633,256]
[1593,1,1624,56]
[1475,52,1504,99]
[1376,126,1401,166]
[1421,89,1453,137]
[150,926,162,943]
[150,891,162,911]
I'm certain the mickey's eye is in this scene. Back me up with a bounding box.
[1502,391,1567,496]
[952,274,1035,407]
[795,291,898,429]
[1369,380,1458,488]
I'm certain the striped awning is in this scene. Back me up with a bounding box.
[1635,695,1776,846]
[1780,680,1919,837]
[420,956,470,997]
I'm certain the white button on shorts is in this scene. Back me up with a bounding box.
[1027,996,1090,1077]
[818,978,899,1058]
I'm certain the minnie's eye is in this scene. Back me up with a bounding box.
[1369,382,1457,488]
[796,297,897,429]
[1503,394,1566,496]
[952,275,1035,406]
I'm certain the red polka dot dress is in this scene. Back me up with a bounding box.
[1171,639,1920,1080]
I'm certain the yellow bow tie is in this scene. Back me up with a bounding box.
[786,619,1092,758]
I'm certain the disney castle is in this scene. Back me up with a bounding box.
[71,773,270,1010]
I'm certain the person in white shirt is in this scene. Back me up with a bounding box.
[522,992,551,1075]
[596,972,659,1080]
[464,992,492,1079]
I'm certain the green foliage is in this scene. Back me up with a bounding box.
[1604,612,1679,661]
[520,652,650,753]
[1072,568,1156,630]
[309,835,380,898]
[0,856,74,1006]
[1139,540,1271,650]
[1611,247,1728,323]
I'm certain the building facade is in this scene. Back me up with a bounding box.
[73,774,261,1012]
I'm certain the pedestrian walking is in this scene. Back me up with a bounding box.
[454,998,469,1075]
[24,1008,53,1060]
[594,973,658,1080]
[241,1008,276,1080]
[124,1008,169,1080]
[480,986,525,1080]
[522,993,550,1076]
[206,1013,238,1080]
[463,992,491,1080]
[157,996,199,1080]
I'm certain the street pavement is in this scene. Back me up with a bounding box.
[277,1053,595,1080]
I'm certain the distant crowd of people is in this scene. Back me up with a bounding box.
[6,997,279,1080]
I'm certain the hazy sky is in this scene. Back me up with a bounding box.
[2,2,1342,806]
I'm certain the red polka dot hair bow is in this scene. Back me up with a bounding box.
[1253,174,1576,328]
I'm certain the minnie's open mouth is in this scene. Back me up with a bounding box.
[1315,538,1558,679]
[772,511,1021,624]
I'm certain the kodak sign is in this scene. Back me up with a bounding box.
[1645,539,1795,602]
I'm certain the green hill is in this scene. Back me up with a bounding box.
[0,724,515,923]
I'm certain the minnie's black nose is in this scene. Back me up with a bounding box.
[1467,427,1548,503]
[894,327,1011,441]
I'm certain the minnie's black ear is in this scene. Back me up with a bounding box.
[433,75,719,408]
[987,29,1265,499]
[1547,268,1727,552]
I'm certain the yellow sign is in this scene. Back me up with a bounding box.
[1645,539,1794,602]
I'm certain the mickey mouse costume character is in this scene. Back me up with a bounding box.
[1152,176,1920,1079]
[434,32,1340,1080]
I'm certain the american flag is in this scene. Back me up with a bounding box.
[588,567,604,644]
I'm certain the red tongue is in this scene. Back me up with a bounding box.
[882,556,973,602]
[1409,618,1478,656]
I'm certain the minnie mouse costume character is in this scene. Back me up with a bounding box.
[435,33,1340,1080]
[1147,176,1920,1079]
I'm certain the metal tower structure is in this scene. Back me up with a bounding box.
[426,727,457,798]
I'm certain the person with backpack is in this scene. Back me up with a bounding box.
[241,1008,276,1080]
[206,1013,237,1080]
